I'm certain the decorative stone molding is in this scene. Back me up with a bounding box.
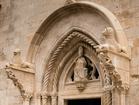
[43,31,96,91]
[52,42,99,92]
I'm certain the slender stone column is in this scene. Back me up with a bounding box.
[112,88,120,105]
[119,89,126,105]
[23,93,33,105]
[41,92,48,105]
[51,92,57,105]
[103,86,112,105]
[37,93,41,105]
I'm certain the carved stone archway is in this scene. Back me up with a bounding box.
[24,1,130,105]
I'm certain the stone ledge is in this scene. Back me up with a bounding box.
[9,66,35,74]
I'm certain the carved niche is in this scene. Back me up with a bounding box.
[73,46,99,91]
[5,48,35,102]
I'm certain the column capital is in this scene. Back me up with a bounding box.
[36,92,41,99]
[50,92,57,99]
[23,93,33,101]
[103,85,114,92]
[41,91,48,99]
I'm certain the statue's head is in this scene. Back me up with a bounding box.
[14,48,21,55]
[76,57,87,67]
[102,27,114,38]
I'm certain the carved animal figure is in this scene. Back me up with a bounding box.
[6,48,35,70]
[94,27,127,54]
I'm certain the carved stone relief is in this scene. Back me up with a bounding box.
[94,27,127,54]
[5,48,35,105]
[95,27,130,105]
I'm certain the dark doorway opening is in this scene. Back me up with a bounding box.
[68,98,101,105]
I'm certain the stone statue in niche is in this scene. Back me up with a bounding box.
[74,46,88,81]
[94,27,127,54]
[5,48,35,70]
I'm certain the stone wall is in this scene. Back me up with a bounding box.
[0,0,139,105]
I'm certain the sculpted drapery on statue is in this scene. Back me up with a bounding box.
[74,46,88,81]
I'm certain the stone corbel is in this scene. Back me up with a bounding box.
[5,48,35,105]
[95,27,130,105]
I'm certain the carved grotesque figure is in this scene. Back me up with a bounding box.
[6,48,35,70]
[74,46,88,81]
[95,27,127,54]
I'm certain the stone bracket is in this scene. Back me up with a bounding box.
[5,67,35,98]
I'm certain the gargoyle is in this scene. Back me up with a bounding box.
[94,27,127,54]
[5,48,35,70]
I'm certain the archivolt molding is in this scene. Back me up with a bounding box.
[26,1,128,63]
[42,31,96,91]
[52,42,98,92]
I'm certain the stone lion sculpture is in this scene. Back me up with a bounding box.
[94,27,127,54]
[6,48,35,70]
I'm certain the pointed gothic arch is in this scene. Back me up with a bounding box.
[25,1,130,105]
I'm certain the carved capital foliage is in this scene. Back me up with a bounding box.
[41,92,49,99]
[37,92,41,99]
[23,93,33,101]
[50,92,57,98]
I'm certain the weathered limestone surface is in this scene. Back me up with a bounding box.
[0,0,139,105]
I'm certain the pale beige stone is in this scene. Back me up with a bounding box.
[0,0,139,105]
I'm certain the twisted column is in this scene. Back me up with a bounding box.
[51,92,57,105]
[41,92,48,105]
